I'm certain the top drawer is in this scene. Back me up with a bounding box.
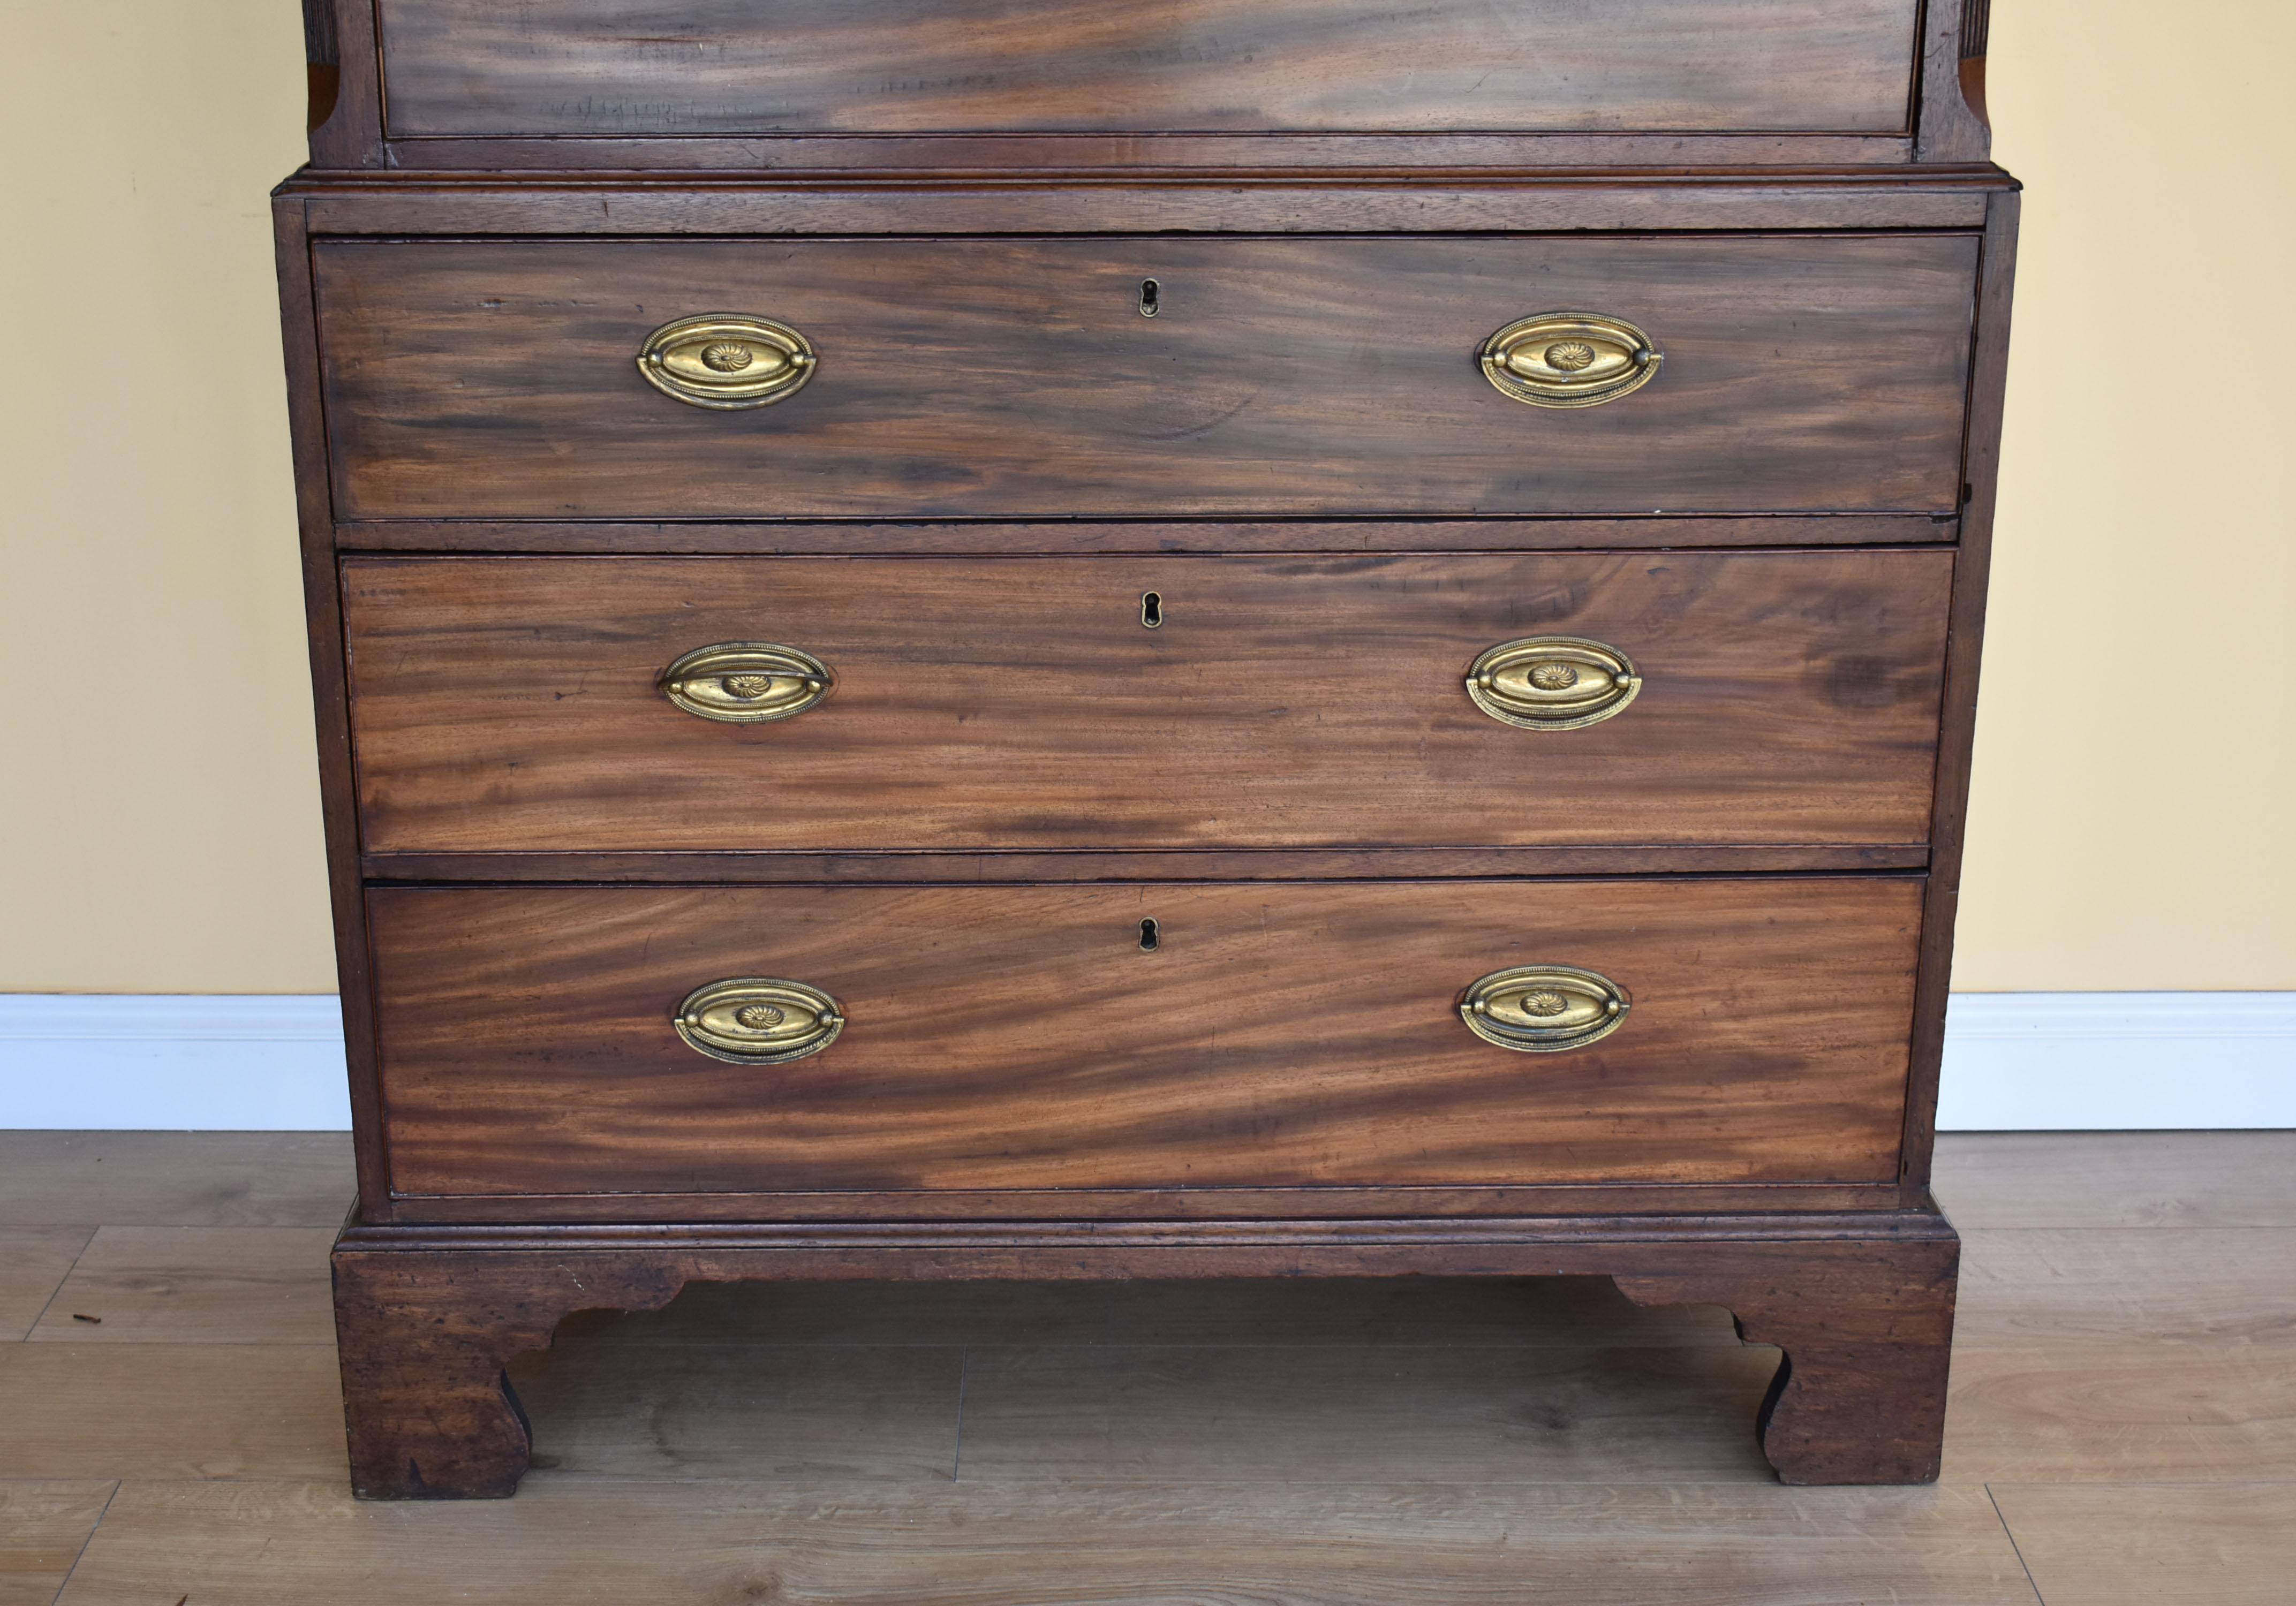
[314,234,1977,521]
[372,0,1925,141]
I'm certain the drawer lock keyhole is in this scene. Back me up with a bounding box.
[1139,918,1160,952]
[1141,591,1163,628]
[1139,278,1160,317]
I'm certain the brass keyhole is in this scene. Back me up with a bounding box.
[1139,918,1160,952]
[1139,278,1160,317]
[1141,591,1163,628]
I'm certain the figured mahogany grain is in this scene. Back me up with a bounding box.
[313,234,1978,520]
[372,0,1923,139]
[342,551,1953,855]
[365,876,1923,1202]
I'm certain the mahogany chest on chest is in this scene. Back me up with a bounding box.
[281,0,2015,1495]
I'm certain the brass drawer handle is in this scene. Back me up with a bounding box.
[1467,635,1641,730]
[1461,965,1629,1053]
[637,313,817,409]
[660,642,830,724]
[675,978,845,1065]
[1479,312,1661,408]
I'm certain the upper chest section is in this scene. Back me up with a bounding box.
[303,0,1993,171]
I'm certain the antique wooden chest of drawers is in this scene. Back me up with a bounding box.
[282,0,2014,1496]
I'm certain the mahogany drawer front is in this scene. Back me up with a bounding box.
[343,550,1952,855]
[369,876,1923,1203]
[374,0,1923,141]
[314,234,1978,521]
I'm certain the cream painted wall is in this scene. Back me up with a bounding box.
[0,5,329,993]
[1963,0,2296,989]
[0,2,2289,994]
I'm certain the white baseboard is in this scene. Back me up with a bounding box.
[0,995,351,1130]
[1,992,2289,1131]
[1937,992,2295,1130]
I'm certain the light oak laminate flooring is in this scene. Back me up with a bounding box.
[24,1228,337,1345]
[1987,1483,2296,1605]
[0,1345,347,1481]
[48,1479,2044,1606]
[0,1133,352,1229]
[0,1484,112,1606]
[0,1230,91,1340]
[1934,1131,2296,1228]
[0,1130,2286,1604]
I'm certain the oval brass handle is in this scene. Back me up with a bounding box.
[637,313,817,409]
[1461,965,1629,1053]
[675,978,845,1065]
[1466,635,1641,730]
[1479,312,1661,408]
[660,642,830,724]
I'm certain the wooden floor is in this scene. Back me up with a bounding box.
[1,1133,2291,1604]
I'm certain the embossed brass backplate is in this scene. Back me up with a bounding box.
[659,642,831,724]
[1460,964,1630,1053]
[674,978,845,1065]
[637,313,817,409]
[1479,312,1662,408]
[1466,635,1641,730]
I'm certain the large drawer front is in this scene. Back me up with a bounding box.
[370,877,1922,1201]
[344,551,1952,854]
[374,0,1923,139]
[315,235,1977,520]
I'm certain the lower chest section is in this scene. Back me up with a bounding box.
[302,195,1986,1227]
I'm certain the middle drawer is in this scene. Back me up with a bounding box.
[345,550,1951,854]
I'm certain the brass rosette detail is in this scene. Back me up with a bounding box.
[637,313,817,409]
[1479,312,1662,408]
[1460,964,1630,1053]
[674,978,845,1065]
[659,642,832,724]
[1466,635,1642,730]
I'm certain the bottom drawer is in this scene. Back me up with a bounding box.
[368,878,1922,1206]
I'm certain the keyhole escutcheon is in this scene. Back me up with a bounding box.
[1141,590,1163,628]
[1139,918,1160,952]
[1139,278,1160,317]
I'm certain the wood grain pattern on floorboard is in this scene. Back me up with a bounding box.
[0,1133,354,1230]
[51,1479,2046,1606]
[1930,1131,2296,1228]
[0,1346,347,1482]
[1955,1227,2296,1346]
[25,1228,339,1346]
[1985,1483,2296,1606]
[552,1274,1739,1351]
[944,1343,1782,1484]
[1942,1345,2296,1483]
[0,1480,114,1606]
[4,1133,2294,1600]
[0,1228,93,1340]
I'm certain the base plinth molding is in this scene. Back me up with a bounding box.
[331,1211,1957,1498]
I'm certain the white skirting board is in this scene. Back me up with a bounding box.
[0,992,2290,1131]
[0,996,353,1130]
[1933,992,2295,1130]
